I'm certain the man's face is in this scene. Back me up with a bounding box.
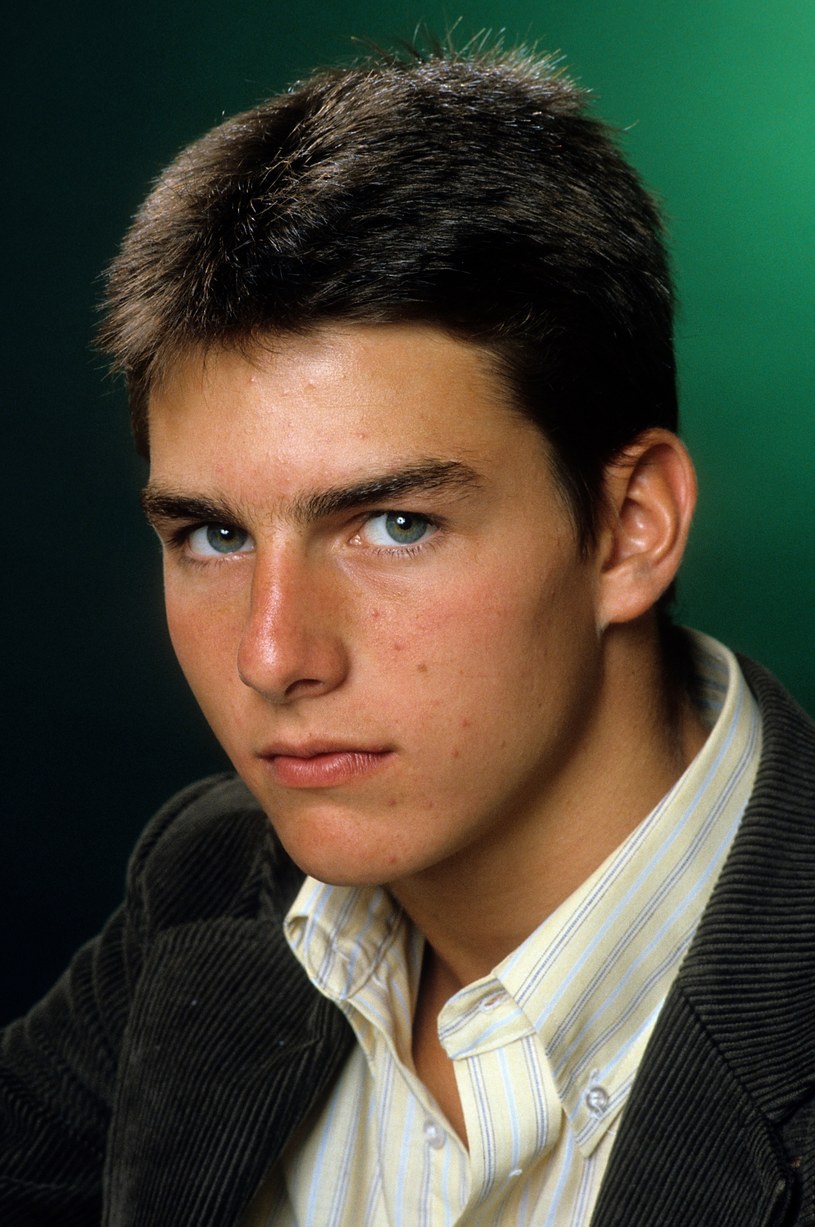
[146,324,606,890]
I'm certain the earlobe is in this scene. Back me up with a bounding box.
[596,429,697,627]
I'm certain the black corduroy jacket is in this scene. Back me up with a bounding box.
[1,657,815,1226]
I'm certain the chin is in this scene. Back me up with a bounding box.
[283,849,410,890]
[262,807,419,889]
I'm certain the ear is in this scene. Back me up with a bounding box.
[595,428,697,627]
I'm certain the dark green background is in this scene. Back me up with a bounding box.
[3,1,812,1023]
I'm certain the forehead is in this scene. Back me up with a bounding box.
[146,323,554,497]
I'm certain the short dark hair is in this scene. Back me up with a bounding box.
[98,46,677,551]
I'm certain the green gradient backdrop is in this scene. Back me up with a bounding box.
[2,1,812,1021]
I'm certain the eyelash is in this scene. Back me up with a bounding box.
[354,510,443,556]
[163,522,251,564]
[161,510,445,564]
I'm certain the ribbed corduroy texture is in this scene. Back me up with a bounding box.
[0,776,354,1226]
[0,658,813,1226]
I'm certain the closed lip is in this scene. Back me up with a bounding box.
[257,742,392,760]
[257,743,395,789]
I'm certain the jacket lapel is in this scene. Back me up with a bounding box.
[589,988,796,1227]
[593,659,815,1227]
[104,835,354,1227]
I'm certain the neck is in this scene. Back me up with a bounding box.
[389,619,708,991]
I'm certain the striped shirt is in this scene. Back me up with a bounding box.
[244,631,761,1226]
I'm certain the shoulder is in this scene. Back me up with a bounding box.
[126,773,305,933]
[0,777,310,1217]
[738,654,815,733]
[738,654,815,798]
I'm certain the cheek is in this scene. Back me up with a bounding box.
[165,604,251,751]
[164,583,198,666]
[163,582,237,696]
[404,566,561,659]
[374,574,541,710]
[403,561,598,724]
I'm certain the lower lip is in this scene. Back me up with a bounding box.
[265,750,393,789]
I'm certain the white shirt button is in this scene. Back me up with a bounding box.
[423,1119,446,1149]
[479,990,506,1012]
[585,1084,610,1116]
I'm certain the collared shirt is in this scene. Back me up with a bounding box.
[244,632,761,1226]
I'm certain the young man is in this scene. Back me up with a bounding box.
[2,47,814,1227]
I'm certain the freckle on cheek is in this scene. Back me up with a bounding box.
[417,663,428,674]
[460,718,471,729]
[391,642,403,653]
[451,748,460,759]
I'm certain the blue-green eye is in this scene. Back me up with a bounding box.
[363,511,435,548]
[187,523,254,558]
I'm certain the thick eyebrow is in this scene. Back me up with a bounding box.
[292,460,481,522]
[140,489,239,528]
[141,460,481,529]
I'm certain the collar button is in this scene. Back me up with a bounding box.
[585,1084,610,1116]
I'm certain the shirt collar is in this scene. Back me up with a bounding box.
[487,630,762,1153]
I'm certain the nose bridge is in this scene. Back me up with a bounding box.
[237,539,347,703]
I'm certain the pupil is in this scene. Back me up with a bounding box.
[206,525,243,553]
[386,512,425,544]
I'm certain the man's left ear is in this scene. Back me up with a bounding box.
[596,428,697,627]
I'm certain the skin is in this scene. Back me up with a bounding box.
[146,322,706,1141]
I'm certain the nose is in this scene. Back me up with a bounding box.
[236,548,350,705]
